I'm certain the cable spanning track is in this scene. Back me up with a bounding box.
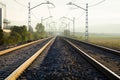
[89,0,106,7]
[14,0,27,7]
[31,11,39,20]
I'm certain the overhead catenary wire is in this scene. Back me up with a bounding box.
[13,1,48,23]
[67,0,106,20]
[14,0,27,7]
[89,0,106,7]
[66,0,106,41]
[31,11,39,20]
[69,0,106,8]
[47,6,52,16]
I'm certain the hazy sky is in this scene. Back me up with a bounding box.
[1,0,120,33]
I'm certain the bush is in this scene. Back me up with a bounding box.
[0,29,4,45]
[2,24,49,45]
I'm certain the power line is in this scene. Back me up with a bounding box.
[89,0,106,7]
[14,0,27,7]
[47,6,52,16]
[31,11,39,20]
[70,0,106,7]
[67,0,106,18]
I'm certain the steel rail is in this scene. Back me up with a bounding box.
[64,39,120,80]
[0,37,52,56]
[66,37,120,56]
[5,37,55,80]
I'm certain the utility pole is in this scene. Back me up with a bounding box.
[41,17,43,24]
[0,2,6,29]
[28,1,55,32]
[49,23,50,35]
[41,16,52,26]
[49,22,56,35]
[40,16,52,34]
[67,2,89,41]
[67,1,106,41]
[60,17,75,36]
[46,22,50,35]
[28,2,31,31]
[73,17,75,36]
[85,3,88,41]
[68,22,70,35]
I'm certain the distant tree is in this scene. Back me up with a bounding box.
[33,32,40,40]
[64,29,70,36]
[20,25,28,42]
[10,31,22,43]
[28,25,34,32]
[11,25,28,42]
[0,29,4,45]
[35,23,47,39]
[35,23,45,33]
[27,31,34,40]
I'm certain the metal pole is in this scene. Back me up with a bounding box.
[45,22,47,37]
[66,23,67,36]
[4,4,6,29]
[68,22,70,35]
[28,2,31,31]
[73,17,75,36]
[49,23,50,35]
[85,3,88,41]
[41,17,43,24]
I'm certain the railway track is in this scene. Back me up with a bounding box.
[0,37,52,56]
[64,37,120,79]
[1,36,120,80]
[7,37,110,80]
[0,37,54,80]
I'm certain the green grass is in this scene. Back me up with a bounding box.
[89,37,120,51]
[71,34,120,51]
